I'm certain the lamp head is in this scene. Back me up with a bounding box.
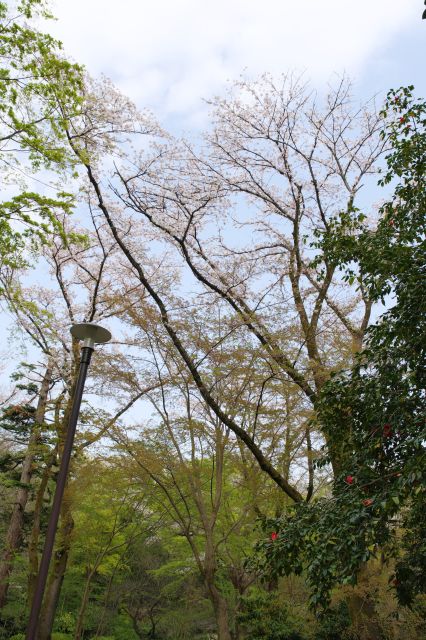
[70,322,112,349]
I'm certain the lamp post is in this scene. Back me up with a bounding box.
[25,323,111,640]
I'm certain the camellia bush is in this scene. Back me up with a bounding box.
[254,86,426,611]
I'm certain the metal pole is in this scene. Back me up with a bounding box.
[25,345,93,640]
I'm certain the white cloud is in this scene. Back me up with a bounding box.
[49,0,418,128]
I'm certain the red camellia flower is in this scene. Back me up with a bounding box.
[383,423,392,438]
[270,532,278,541]
[363,498,373,507]
[399,117,406,124]
[345,475,355,485]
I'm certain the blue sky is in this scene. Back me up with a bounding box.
[48,0,425,133]
[1,1,424,400]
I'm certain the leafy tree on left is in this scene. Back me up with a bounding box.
[0,1,85,611]
[0,0,84,268]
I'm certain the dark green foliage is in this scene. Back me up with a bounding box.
[0,393,37,490]
[253,495,388,610]
[314,602,354,640]
[237,591,306,640]
[394,496,426,607]
[0,403,36,441]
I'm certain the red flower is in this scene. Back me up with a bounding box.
[270,532,278,541]
[345,475,355,485]
[392,578,399,587]
[389,219,395,227]
[363,498,373,507]
[399,117,406,124]
[383,423,392,438]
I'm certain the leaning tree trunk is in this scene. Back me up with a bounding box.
[37,493,74,640]
[27,449,57,603]
[73,566,91,640]
[0,362,52,609]
[36,347,80,638]
[28,390,67,602]
[93,565,118,638]
[74,565,97,640]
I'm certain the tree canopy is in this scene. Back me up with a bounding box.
[0,3,424,639]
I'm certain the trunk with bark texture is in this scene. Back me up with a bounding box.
[37,495,74,640]
[208,584,232,640]
[27,451,56,603]
[204,541,232,640]
[36,355,79,638]
[0,363,52,609]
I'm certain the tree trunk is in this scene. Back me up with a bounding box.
[36,353,79,638]
[147,607,157,639]
[27,450,56,603]
[204,542,232,640]
[0,362,52,609]
[208,585,232,640]
[37,494,74,640]
[74,566,94,640]
[93,568,116,638]
[127,610,145,640]
[346,563,384,640]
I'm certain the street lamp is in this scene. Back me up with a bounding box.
[25,323,111,640]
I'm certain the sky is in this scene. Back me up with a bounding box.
[48,0,425,133]
[1,0,425,399]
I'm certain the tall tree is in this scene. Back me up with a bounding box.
[254,86,426,625]
[63,74,387,499]
[0,360,52,608]
[110,321,312,640]
[0,0,84,268]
